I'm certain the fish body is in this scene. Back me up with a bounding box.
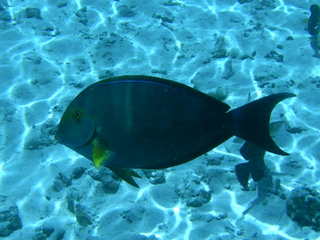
[235,141,266,190]
[56,75,294,187]
[235,121,285,189]
[308,5,320,57]
[308,4,320,36]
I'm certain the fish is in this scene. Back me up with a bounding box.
[55,75,295,187]
[235,141,266,190]
[308,4,320,58]
[235,121,284,190]
[242,165,275,215]
[308,4,320,36]
[235,121,286,214]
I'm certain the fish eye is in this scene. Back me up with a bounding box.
[73,110,82,122]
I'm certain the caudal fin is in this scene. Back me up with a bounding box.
[228,93,295,155]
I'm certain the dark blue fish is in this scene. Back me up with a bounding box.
[235,121,285,189]
[308,5,320,58]
[235,141,266,190]
[237,123,285,215]
[55,75,294,187]
[308,5,320,36]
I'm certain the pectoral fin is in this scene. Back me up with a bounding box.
[92,138,111,168]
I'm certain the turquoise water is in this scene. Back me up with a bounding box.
[0,0,320,239]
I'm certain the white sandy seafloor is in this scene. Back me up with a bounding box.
[1,0,320,239]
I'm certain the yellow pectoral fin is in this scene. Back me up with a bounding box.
[92,138,111,168]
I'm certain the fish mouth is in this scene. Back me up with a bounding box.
[55,120,96,148]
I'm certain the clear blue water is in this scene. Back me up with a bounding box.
[0,0,319,239]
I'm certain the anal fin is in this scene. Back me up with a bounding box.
[110,167,141,188]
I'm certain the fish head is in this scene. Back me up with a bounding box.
[56,94,95,148]
[310,4,320,15]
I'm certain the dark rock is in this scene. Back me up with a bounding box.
[113,233,160,240]
[24,8,41,19]
[88,167,120,193]
[86,237,104,240]
[222,59,234,79]
[71,167,86,179]
[47,0,67,7]
[52,173,72,192]
[75,7,88,25]
[33,225,54,240]
[175,175,211,207]
[286,186,320,231]
[238,0,253,3]
[24,120,57,150]
[143,170,166,185]
[67,188,81,214]
[162,0,182,6]
[0,196,22,237]
[206,156,223,166]
[74,204,93,226]
[153,8,174,23]
[56,231,65,240]
[208,87,228,101]
[190,212,216,222]
[120,206,145,224]
[101,180,120,194]
[117,5,136,18]
[92,33,134,68]
[265,50,284,62]
[211,36,228,58]
[253,64,288,89]
[286,126,306,134]
[0,6,10,21]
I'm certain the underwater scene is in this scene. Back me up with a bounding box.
[1,0,320,239]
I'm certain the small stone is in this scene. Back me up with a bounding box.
[74,204,93,226]
[206,157,223,166]
[0,8,11,21]
[286,186,320,231]
[208,87,228,101]
[88,167,120,193]
[0,205,22,237]
[87,237,104,240]
[120,206,145,224]
[175,175,211,208]
[143,170,166,185]
[52,173,72,192]
[66,188,81,213]
[75,7,88,25]
[25,8,41,19]
[71,167,86,179]
[265,50,284,62]
[286,126,305,134]
[222,59,234,80]
[238,0,253,3]
[117,5,136,18]
[33,225,54,240]
[211,36,228,59]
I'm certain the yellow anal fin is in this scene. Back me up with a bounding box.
[92,138,111,168]
[110,167,141,188]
